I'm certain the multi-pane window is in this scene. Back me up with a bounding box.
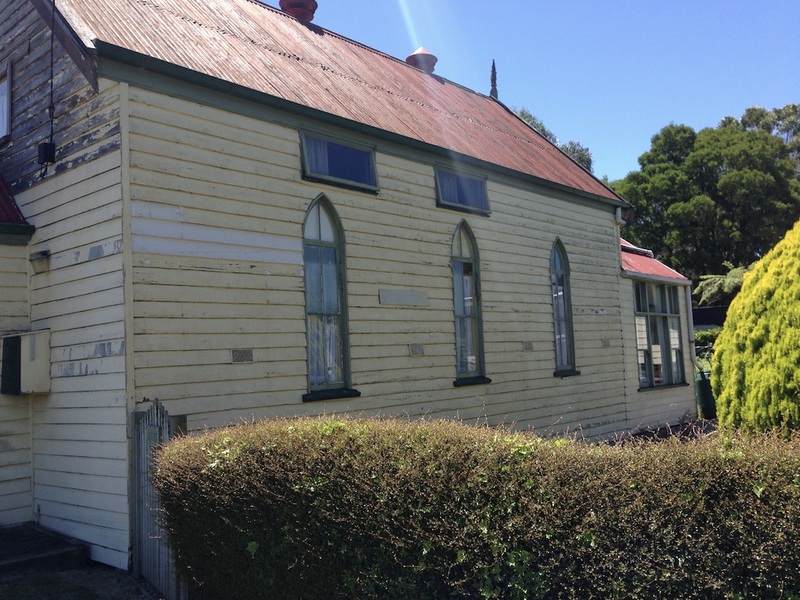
[436,168,490,215]
[303,197,356,400]
[0,62,11,142]
[452,222,488,384]
[300,133,377,191]
[635,282,684,387]
[551,239,577,375]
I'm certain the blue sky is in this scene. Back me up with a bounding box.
[305,0,799,182]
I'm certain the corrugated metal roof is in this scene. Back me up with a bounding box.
[620,239,688,282]
[54,0,625,204]
[0,173,31,227]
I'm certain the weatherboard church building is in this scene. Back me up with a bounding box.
[1,0,697,578]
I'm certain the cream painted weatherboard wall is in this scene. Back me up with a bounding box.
[0,243,33,525]
[123,82,634,437]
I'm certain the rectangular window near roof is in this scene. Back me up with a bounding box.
[300,133,378,192]
[0,62,11,142]
[435,168,490,215]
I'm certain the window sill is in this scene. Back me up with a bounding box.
[453,376,492,388]
[637,382,690,392]
[302,174,379,195]
[303,388,362,402]
[554,369,581,378]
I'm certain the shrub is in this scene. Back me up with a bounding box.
[711,219,800,433]
[154,417,800,599]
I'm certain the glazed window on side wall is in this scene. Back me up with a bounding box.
[0,62,11,142]
[550,239,578,376]
[435,168,490,215]
[634,282,684,388]
[302,196,360,402]
[451,221,491,387]
[300,133,378,192]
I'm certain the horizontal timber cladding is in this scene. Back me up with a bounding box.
[0,394,32,525]
[1,0,120,193]
[14,143,130,568]
[126,84,628,437]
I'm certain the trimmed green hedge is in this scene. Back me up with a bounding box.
[154,418,800,599]
[712,219,800,433]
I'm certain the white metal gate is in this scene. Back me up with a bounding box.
[133,400,187,600]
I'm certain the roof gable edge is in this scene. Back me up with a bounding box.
[29,0,98,91]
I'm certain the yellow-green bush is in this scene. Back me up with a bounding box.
[154,417,800,599]
[712,219,800,432]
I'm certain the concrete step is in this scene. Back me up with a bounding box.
[0,523,88,573]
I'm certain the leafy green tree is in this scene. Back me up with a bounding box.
[610,105,800,282]
[711,219,800,433]
[693,261,753,306]
[514,107,593,172]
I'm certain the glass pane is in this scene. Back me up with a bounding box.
[0,74,8,139]
[650,316,665,385]
[321,246,339,314]
[304,245,322,313]
[459,229,472,259]
[307,314,343,386]
[551,274,565,320]
[304,204,320,240]
[457,177,488,211]
[634,282,646,313]
[327,141,376,186]
[438,170,459,203]
[304,135,329,176]
[648,283,666,313]
[551,247,563,272]
[453,261,465,317]
[668,286,680,314]
[462,263,474,317]
[318,205,335,243]
[456,315,478,374]
[669,317,683,382]
[635,316,651,386]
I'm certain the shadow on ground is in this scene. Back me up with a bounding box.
[0,562,156,600]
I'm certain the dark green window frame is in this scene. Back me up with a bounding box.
[302,195,360,402]
[551,239,579,377]
[452,221,491,387]
[300,132,378,193]
[435,167,490,215]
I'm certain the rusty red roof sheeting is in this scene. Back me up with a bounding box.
[620,239,689,282]
[0,173,31,227]
[54,0,625,204]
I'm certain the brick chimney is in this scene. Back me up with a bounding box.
[406,47,438,75]
[279,0,318,23]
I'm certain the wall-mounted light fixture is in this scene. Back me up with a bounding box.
[29,249,51,274]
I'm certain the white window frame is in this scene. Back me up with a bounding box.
[0,61,11,143]
[634,282,685,388]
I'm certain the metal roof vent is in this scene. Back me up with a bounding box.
[406,47,438,74]
[279,0,318,22]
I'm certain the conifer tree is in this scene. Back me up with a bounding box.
[711,219,800,432]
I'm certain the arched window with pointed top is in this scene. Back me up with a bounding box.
[551,239,579,376]
[302,195,359,401]
[452,221,490,386]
